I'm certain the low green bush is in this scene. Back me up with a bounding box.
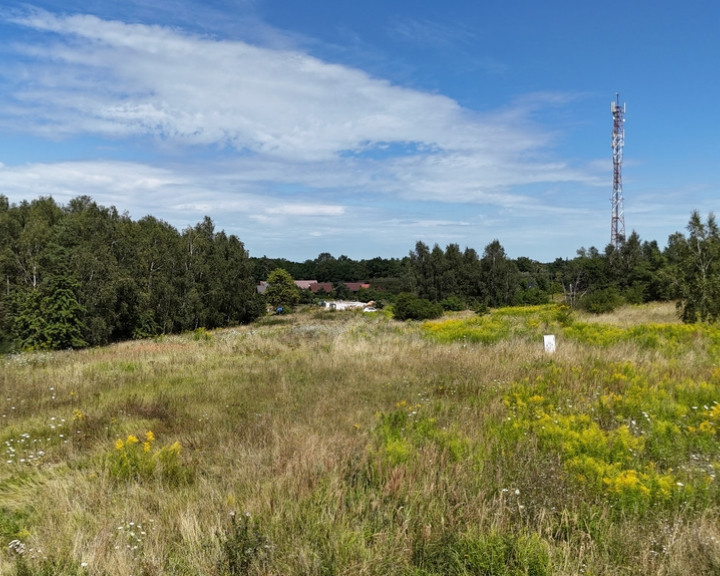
[440,296,466,311]
[393,293,444,321]
[580,287,623,314]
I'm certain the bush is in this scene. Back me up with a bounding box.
[552,304,574,326]
[623,282,647,305]
[516,286,550,305]
[580,287,623,314]
[440,295,466,311]
[298,288,317,304]
[393,293,444,321]
[472,300,489,315]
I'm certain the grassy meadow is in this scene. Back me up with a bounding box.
[2,303,720,575]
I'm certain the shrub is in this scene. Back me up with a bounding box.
[393,293,443,321]
[580,287,623,314]
[551,304,573,326]
[472,300,489,315]
[440,295,466,311]
[516,286,551,306]
[624,282,647,305]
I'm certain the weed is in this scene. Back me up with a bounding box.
[217,511,271,576]
[106,431,191,485]
[192,327,212,341]
[374,404,470,467]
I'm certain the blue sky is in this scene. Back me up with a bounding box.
[0,1,718,262]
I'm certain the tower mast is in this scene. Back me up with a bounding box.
[611,93,626,247]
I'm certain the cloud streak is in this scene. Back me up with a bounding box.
[5,11,583,164]
[0,8,609,260]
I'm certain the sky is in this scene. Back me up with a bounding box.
[0,1,718,263]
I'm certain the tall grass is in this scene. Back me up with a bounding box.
[1,303,720,575]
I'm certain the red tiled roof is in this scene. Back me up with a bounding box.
[309,282,333,293]
[345,283,371,291]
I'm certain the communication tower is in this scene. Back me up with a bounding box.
[611,93,626,247]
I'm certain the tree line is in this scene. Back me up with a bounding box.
[1,194,717,351]
[0,195,264,351]
[254,213,720,320]
[257,235,669,312]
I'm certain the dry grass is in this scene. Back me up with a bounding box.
[0,304,718,575]
[578,300,680,326]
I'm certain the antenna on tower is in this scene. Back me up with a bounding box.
[610,93,626,248]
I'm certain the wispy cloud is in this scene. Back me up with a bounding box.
[0,8,608,259]
[4,10,584,165]
[389,18,476,49]
[6,10,467,161]
[265,204,345,216]
[387,17,508,75]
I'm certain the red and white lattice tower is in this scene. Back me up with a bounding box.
[611,93,626,247]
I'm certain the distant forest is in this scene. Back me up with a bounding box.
[1,195,718,351]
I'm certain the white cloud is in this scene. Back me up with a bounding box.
[5,11,592,172]
[0,160,180,196]
[0,9,614,260]
[6,11,464,161]
[265,204,344,216]
[0,160,251,222]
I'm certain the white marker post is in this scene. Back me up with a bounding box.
[543,334,556,354]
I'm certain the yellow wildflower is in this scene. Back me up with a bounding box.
[16,529,31,541]
[143,442,151,453]
[126,434,139,445]
[145,430,155,443]
[115,438,124,450]
[698,420,715,434]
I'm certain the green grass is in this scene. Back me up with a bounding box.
[1,303,720,575]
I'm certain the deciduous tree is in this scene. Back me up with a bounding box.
[673,211,720,323]
[264,268,299,312]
